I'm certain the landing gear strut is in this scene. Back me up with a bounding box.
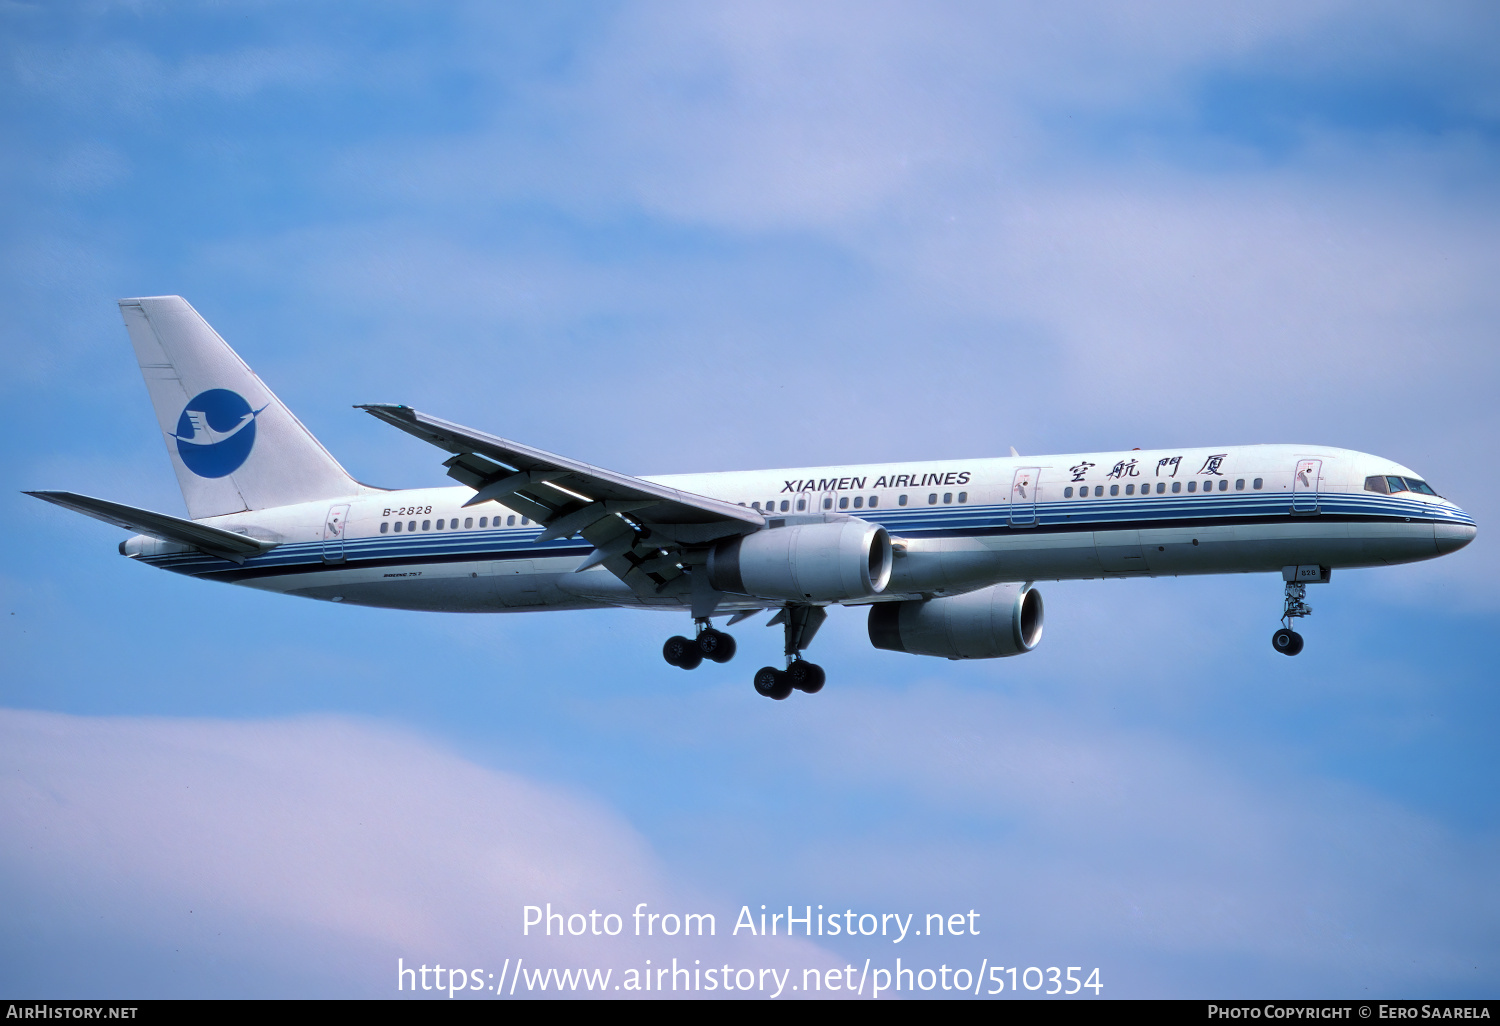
[663,618,737,670]
[753,604,828,700]
[1272,579,1312,656]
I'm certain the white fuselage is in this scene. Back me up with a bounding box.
[124,443,1476,614]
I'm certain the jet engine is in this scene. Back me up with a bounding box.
[867,583,1044,659]
[708,519,893,603]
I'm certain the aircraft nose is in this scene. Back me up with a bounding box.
[1435,521,1477,555]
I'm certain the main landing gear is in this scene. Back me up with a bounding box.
[753,604,827,701]
[1271,577,1314,657]
[663,619,737,670]
[662,605,830,701]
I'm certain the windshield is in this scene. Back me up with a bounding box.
[1365,475,1440,497]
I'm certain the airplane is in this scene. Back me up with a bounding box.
[28,296,1477,701]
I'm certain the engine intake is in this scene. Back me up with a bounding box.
[709,519,893,602]
[867,583,1044,659]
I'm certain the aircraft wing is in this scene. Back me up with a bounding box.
[25,490,277,563]
[357,404,762,594]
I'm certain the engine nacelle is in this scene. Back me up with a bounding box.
[867,583,1044,659]
[708,519,893,603]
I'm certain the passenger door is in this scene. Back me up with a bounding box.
[321,503,350,563]
[1292,459,1322,513]
[1009,467,1041,527]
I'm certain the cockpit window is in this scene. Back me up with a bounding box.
[1367,474,1440,497]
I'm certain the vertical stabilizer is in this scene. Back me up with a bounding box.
[119,296,359,518]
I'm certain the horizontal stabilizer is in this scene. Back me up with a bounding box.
[25,490,276,563]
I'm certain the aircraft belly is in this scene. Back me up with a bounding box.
[240,558,602,613]
[1093,529,1147,575]
[888,533,1101,593]
[1136,520,1439,575]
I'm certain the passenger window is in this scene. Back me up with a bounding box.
[394,521,402,532]
[1094,486,1103,497]
[380,522,389,534]
[1187,481,1197,492]
[522,517,530,525]
[957,492,967,503]
[408,521,416,532]
[1171,481,1181,493]
[1218,480,1228,491]
[943,492,953,504]
[928,493,938,504]
[898,495,908,506]
[480,517,488,527]
[752,502,761,510]
[464,517,473,529]
[823,497,832,510]
[869,496,879,508]
[422,520,431,530]
[1125,484,1135,495]
[1253,478,1263,490]
[1110,485,1119,496]
[780,500,789,512]
[796,499,806,511]
[1065,487,1074,498]
[436,519,444,530]
[1156,482,1165,494]
[839,497,850,509]
[1234,479,1244,491]
[507,515,516,526]
[853,496,864,509]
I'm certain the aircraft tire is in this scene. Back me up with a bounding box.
[697,629,736,663]
[754,666,793,700]
[1272,628,1304,656]
[789,661,825,694]
[664,635,700,668]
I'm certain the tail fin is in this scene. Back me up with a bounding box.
[119,296,359,518]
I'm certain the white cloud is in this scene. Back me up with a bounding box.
[0,710,840,996]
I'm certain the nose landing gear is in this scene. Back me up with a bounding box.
[1271,568,1323,656]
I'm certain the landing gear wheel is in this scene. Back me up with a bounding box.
[663,635,702,669]
[1272,628,1304,656]
[753,666,793,700]
[696,629,737,664]
[788,660,825,694]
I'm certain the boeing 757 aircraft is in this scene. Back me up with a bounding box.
[28,297,1477,700]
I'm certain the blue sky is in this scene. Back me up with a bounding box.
[3,0,1498,999]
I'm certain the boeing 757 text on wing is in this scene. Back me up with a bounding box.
[28,297,1477,700]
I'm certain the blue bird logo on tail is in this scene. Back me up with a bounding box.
[172,389,267,478]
